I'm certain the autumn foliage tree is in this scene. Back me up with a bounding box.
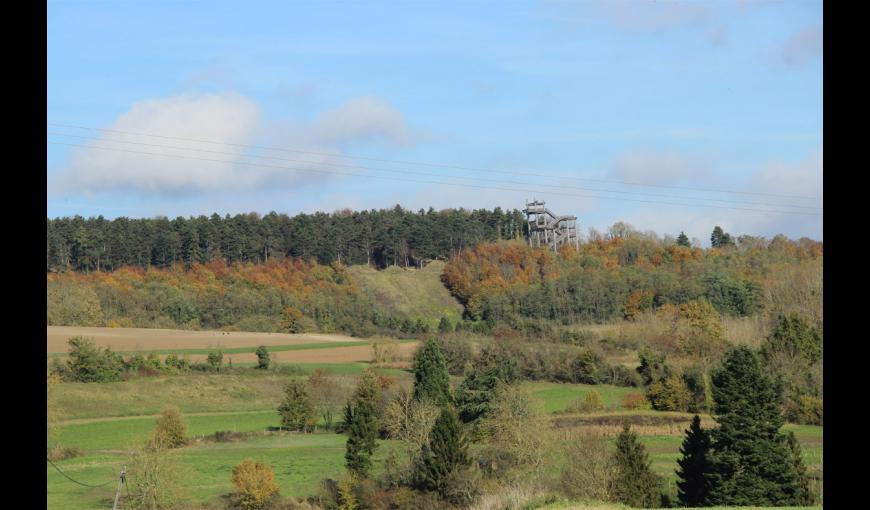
[232,459,280,510]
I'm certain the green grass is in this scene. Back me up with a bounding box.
[53,369,411,420]
[47,340,371,358]
[48,370,822,510]
[48,431,402,510]
[348,261,463,325]
[521,381,640,412]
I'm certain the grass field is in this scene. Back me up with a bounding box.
[347,261,464,326]
[47,327,822,509]
[49,326,421,364]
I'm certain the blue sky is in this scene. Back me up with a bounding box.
[47,0,822,245]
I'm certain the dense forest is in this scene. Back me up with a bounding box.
[47,206,527,272]
[442,230,822,327]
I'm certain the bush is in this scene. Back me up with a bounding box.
[151,406,187,449]
[561,436,617,502]
[785,395,823,425]
[442,465,482,506]
[232,459,280,510]
[255,346,271,370]
[622,392,651,410]
[65,336,124,382]
[647,375,692,412]
[47,445,83,461]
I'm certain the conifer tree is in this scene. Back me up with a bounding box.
[413,338,452,406]
[278,380,314,432]
[344,369,381,477]
[785,431,815,505]
[676,415,713,507]
[706,346,808,506]
[414,406,470,497]
[613,424,661,508]
[676,231,690,247]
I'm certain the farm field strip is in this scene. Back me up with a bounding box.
[47,326,364,353]
[47,340,376,358]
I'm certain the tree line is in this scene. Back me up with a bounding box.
[47,206,527,272]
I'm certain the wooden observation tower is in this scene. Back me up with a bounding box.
[523,200,579,251]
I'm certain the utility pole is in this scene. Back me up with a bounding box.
[111,466,126,510]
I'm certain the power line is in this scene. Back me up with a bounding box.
[47,122,822,201]
[47,457,115,488]
[46,140,822,217]
[46,131,821,211]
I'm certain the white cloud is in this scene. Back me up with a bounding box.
[310,97,412,147]
[53,93,413,196]
[609,148,711,186]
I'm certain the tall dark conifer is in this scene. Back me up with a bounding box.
[344,369,381,477]
[676,415,713,507]
[706,346,808,506]
[412,338,452,406]
[613,424,661,508]
[414,406,469,497]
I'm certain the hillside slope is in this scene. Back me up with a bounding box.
[348,260,463,325]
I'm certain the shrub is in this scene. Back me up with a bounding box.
[647,375,692,412]
[207,350,223,371]
[151,406,187,449]
[124,439,182,509]
[442,465,482,506]
[584,389,605,411]
[622,392,651,410]
[561,436,617,502]
[66,336,124,382]
[47,445,83,461]
[255,346,271,370]
[232,459,280,510]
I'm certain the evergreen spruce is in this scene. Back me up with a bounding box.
[277,380,314,432]
[706,346,808,506]
[344,369,381,477]
[613,424,661,508]
[413,338,452,406]
[414,406,470,497]
[785,431,815,505]
[676,415,713,507]
[676,231,691,247]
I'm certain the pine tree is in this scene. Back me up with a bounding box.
[676,415,713,507]
[676,231,690,247]
[413,338,452,406]
[785,431,815,505]
[706,346,808,506]
[710,226,725,248]
[613,424,661,508]
[344,369,381,477]
[414,406,470,497]
[278,380,314,432]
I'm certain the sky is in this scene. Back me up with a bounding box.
[47,0,823,245]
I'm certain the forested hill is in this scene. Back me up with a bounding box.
[47,206,526,272]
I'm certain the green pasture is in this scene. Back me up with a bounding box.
[522,381,641,412]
